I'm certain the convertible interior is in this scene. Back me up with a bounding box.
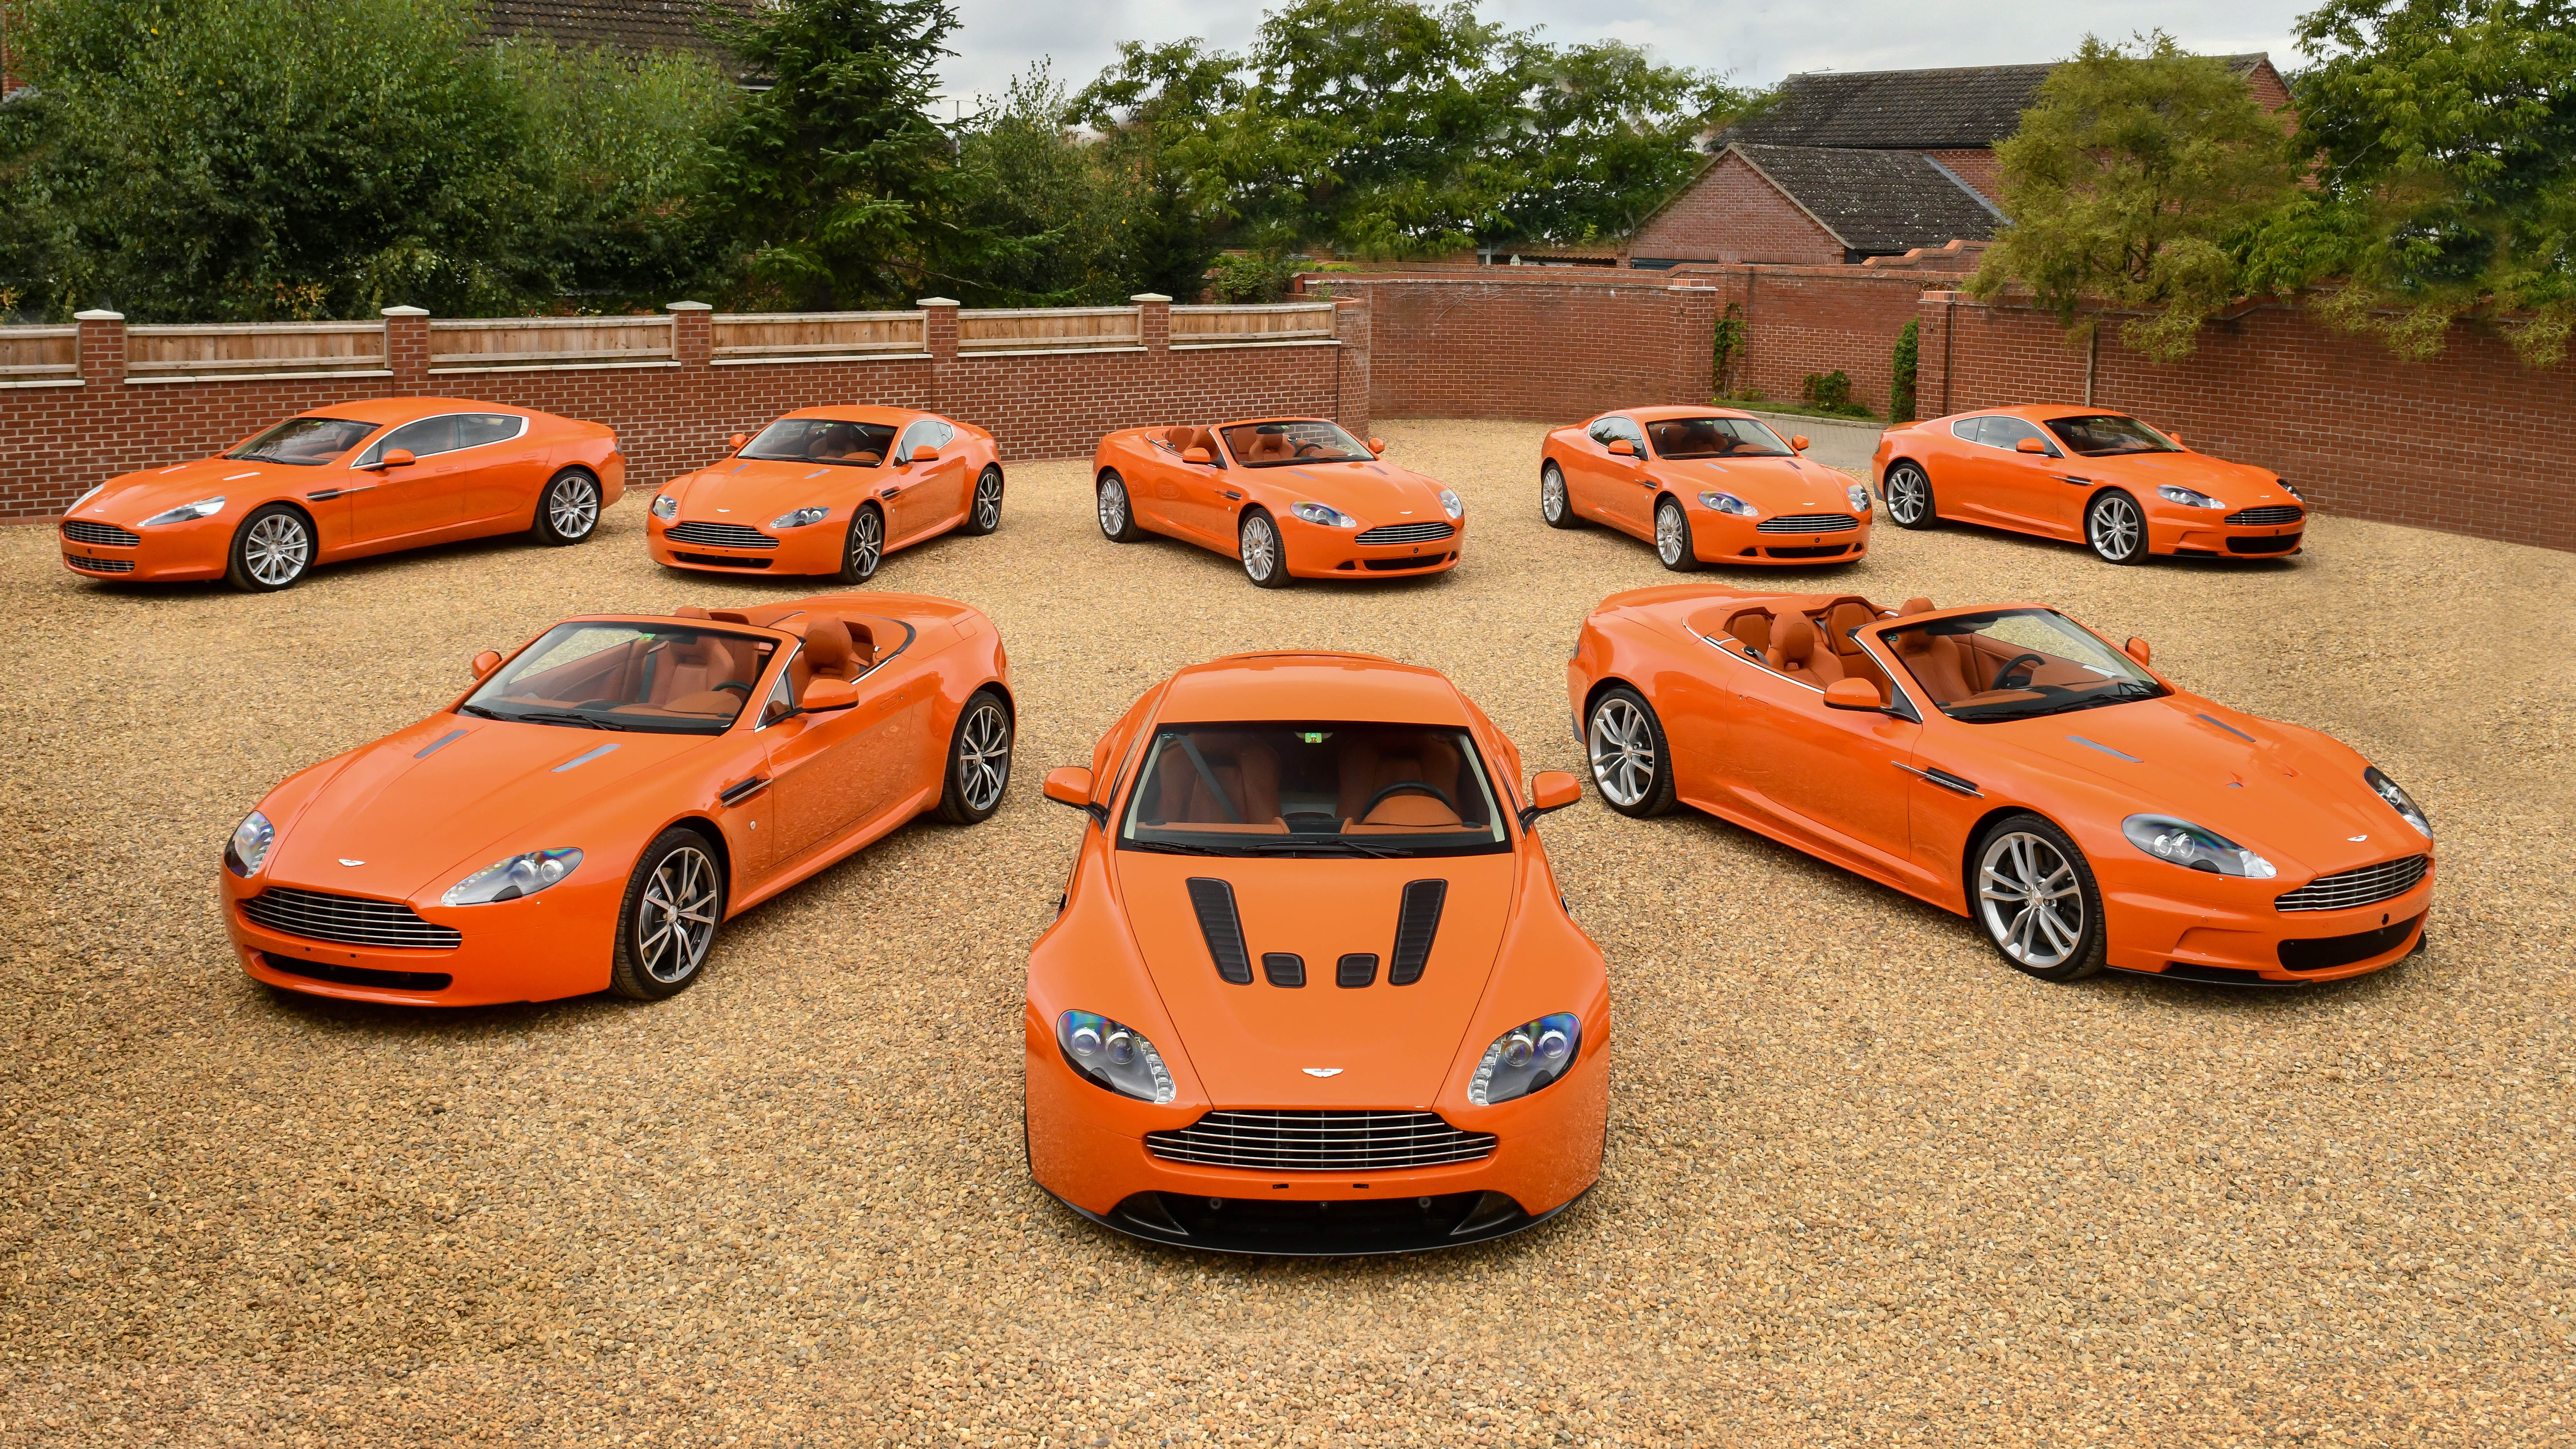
[1130,724,1499,840]
[1696,594,1906,704]
[1152,426,1225,463]
[478,607,893,731]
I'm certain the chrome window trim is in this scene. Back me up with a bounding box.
[352,412,529,469]
[1691,625,1925,725]
[752,645,801,732]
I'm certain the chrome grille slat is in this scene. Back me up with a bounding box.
[2225,505,2303,527]
[1757,513,1860,533]
[63,520,143,546]
[2275,855,2428,913]
[1146,1109,1496,1172]
[241,887,461,949]
[665,520,779,550]
[65,556,136,572]
[1353,520,1455,545]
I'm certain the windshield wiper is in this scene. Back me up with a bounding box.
[457,703,503,720]
[502,709,623,731]
[1246,838,1410,858]
[1125,839,1234,856]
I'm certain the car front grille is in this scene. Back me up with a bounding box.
[2279,915,2423,972]
[2226,505,2304,526]
[259,952,453,992]
[65,555,136,573]
[1757,513,1860,534]
[1354,520,1456,545]
[665,520,778,550]
[63,520,142,547]
[2275,855,2429,913]
[2226,535,2300,554]
[1764,544,1851,559]
[240,887,462,949]
[671,552,773,570]
[1361,554,1451,571]
[1145,1109,1496,1172]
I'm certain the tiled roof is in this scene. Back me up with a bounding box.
[479,0,757,66]
[1729,54,2275,150]
[1729,143,2003,254]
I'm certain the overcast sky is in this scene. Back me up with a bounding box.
[935,0,2316,110]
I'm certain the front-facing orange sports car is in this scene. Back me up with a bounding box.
[1871,406,2308,564]
[61,398,623,591]
[1092,418,1465,586]
[646,407,1005,582]
[1539,405,1872,568]
[1026,652,1603,1254]
[1569,586,2435,985]
[222,592,1013,1006]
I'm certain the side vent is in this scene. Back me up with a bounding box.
[1336,953,1379,988]
[1388,880,1447,985]
[1262,952,1306,988]
[1187,878,1254,984]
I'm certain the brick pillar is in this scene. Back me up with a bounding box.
[667,300,711,368]
[1333,294,1372,439]
[74,309,125,386]
[919,297,958,413]
[1666,285,1720,405]
[1918,291,1960,418]
[1132,293,1173,353]
[382,305,428,391]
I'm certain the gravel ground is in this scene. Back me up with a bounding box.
[2,419,2571,1446]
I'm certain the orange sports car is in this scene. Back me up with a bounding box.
[1091,418,1464,587]
[61,398,623,591]
[1026,651,1603,1254]
[222,592,1013,1006]
[1871,406,2308,564]
[1539,405,1871,568]
[646,407,1004,582]
[1568,586,2435,985]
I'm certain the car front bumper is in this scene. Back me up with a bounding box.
[2099,857,2435,984]
[60,517,229,582]
[222,867,622,1006]
[2149,511,2305,558]
[646,513,846,576]
[1689,508,1873,565]
[1278,515,1467,580]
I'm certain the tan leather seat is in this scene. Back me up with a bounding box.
[1146,737,1281,827]
[803,618,861,682]
[1766,614,1845,685]
[1897,597,1934,616]
[1245,431,1294,463]
[1338,735,1467,829]
[1726,609,1773,655]
[1896,625,1977,703]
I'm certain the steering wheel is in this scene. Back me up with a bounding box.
[1361,781,1456,818]
[1991,653,2048,691]
[711,680,754,696]
[1295,442,1327,457]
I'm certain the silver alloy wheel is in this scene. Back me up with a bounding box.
[2088,493,2142,561]
[1097,478,1129,536]
[1655,501,1688,565]
[974,469,1003,530]
[1977,830,2085,968]
[637,845,719,984]
[1885,465,1928,524]
[955,700,1011,813]
[850,508,882,576]
[1541,465,1567,522]
[548,474,600,538]
[1241,513,1279,581]
[243,513,309,586]
[1588,698,1657,808]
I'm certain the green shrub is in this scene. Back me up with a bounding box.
[1801,370,1864,414]
[1207,252,1301,303]
[1890,319,1919,422]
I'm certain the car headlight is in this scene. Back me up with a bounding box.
[1468,1012,1581,1107]
[2121,815,2276,878]
[143,495,224,525]
[2363,766,2431,839]
[1289,501,1356,529]
[1698,490,1758,516]
[65,483,105,515]
[442,847,583,906]
[2277,478,2305,502]
[2156,485,2224,509]
[1847,482,1871,512]
[1438,488,1464,520]
[224,810,274,878]
[769,506,829,529]
[1056,1010,1175,1103]
[651,494,678,520]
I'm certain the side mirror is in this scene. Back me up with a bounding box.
[910,444,940,464]
[1606,439,1638,457]
[377,448,416,470]
[1823,678,1888,712]
[2169,430,2186,448]
[799,677,858,712]
[1518,769,1582,829]
[2015,436,2048,455]
[1368,438,1386,455]
[727,432,749,454]
[2124,637,2151,666]
[1043,766,1100,822]
[469,649,502,680]
[1791,435,1811,452]
[1181,446,1213,465]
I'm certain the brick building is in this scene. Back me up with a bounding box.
[480,0,759,78]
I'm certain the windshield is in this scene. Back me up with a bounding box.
[1646,416,1794,459]
[2044,414,2181,458]
[463,623,775,735]
[741,418,896,467]
[1881,609,2168,723]
[1118,722,1509,857]
[226,417,377,466]
[1221,420,1373,467]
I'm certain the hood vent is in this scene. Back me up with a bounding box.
[1262,952,1306,987]
[1389,880,1447,985]
[1187,878,1254,984]
[1336,952,1379,987]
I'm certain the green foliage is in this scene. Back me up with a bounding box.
[1890,318,1920,422]
[1710,304,1747,394]
[1800,369,1868,416]
[947,66,1149,305]
[1206,252,1301,303]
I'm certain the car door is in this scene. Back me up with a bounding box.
[1954,417,2069,532]
[887,419,966,543]
[348,415,469,541]
[1571,415,1650,536]
[752,653,900,871]
[1719,648,1923,880]
[450,412,548,526]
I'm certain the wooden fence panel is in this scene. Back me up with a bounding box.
[1171,303,1336,344]
[0,326,78,382]
[712,312,926,361]
[957,306,1141,351]
[429,316,674,370]
[125,322,387,379]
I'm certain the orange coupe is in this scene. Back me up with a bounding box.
[1568,586,2435,985]
[1091,418,1464,587]
[222,593,1013,1006]
[61,398,623,591]
[1539,406,1871,568]
[1026,652,1602,1254]
[1872,406,2307,564]
[646,407,1005,583]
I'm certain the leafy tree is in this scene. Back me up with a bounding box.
[1072,39,1240,296]
[947,67,1132,305]
[1500,39,1752,247]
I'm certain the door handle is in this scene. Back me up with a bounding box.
[719,776,770,806]
[1224,490,1243,500]
[879,485,903,498]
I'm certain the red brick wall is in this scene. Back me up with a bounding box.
[1629,153,1847,266]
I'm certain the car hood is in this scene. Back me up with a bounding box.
[669,458,884,520]
[1974,698,2417,878]
[2081,452,2293,508]
[1651,456,1854,509]
[265,716,720,901]
[72,457,318,524]
[1247,460,1449,527]
[1114,851,1515,1106]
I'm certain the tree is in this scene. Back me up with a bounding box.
[949,66,1146,306]
[1500,39,1753,247]
[1967,33,2301,360]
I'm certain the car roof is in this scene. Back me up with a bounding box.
[1155,652,1471,726]
[296,397,540,425]
[1945,404,2134,423]
[1615,404,1767,424]
[1213,416,1333,430]
[780,405,935,427]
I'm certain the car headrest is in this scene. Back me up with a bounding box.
[1897,626,1934,654]
[1769,613,1817,666]
[673,606,712,619]
[803,618,854,679]
[1825,602,1872,652]
[1897,597,1933,615]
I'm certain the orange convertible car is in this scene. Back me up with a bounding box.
[1026,652,1604,1254]
[1872,407,2307,564]
[1092,418,1465,587]
[62,399,622,591]
[646,407,1005,582]
[222,593,1012,1006]
[1539,406,1871,568]
[1568,587,2435,985]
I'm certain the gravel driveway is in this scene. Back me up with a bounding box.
[3,420,2570,1445]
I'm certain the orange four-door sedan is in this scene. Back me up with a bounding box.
[1027,652,1603,1254]
[647,407,1005,582]
[223,593,1012,1007]
[1872,406,2307,564]
[61,398,623,591]
[1569,585,2434,985]
[1540,406,1872,568]
[1092,418,1465,587]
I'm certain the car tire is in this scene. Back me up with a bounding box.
[1970,813,2107,982]
[1095,471,1143,542]
[1240,508,1291,589]
[1540,463,1581,529]
[1653,497,1701,572]
[225,502,314,592]
[607,827,727,1001]
[531,468,602,546]
[1883,462,1936,529]
[838,503,884,584]
[2086,490,2149,565]
[933,688,1014,825]
[1586,686,1676,818]
[961,465,1004,536]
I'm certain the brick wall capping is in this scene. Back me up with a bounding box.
[73,310,124,321]
[1130,293,1175,303]
[665,301,713,311]
[916,297,961,308]
[0,378,84,391]
[132,368,393,386]
[380,305,429,317]
[1170,338,1343,353]
[708,353,932,367]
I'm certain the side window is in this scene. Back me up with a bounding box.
[1984,417,2052,454]
[355,415,460,467]
[896,420,954,459]
[454,414,526,450]
[757,671,795,729]
[1589,416,1644,450]
[1951,417,1989,444]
